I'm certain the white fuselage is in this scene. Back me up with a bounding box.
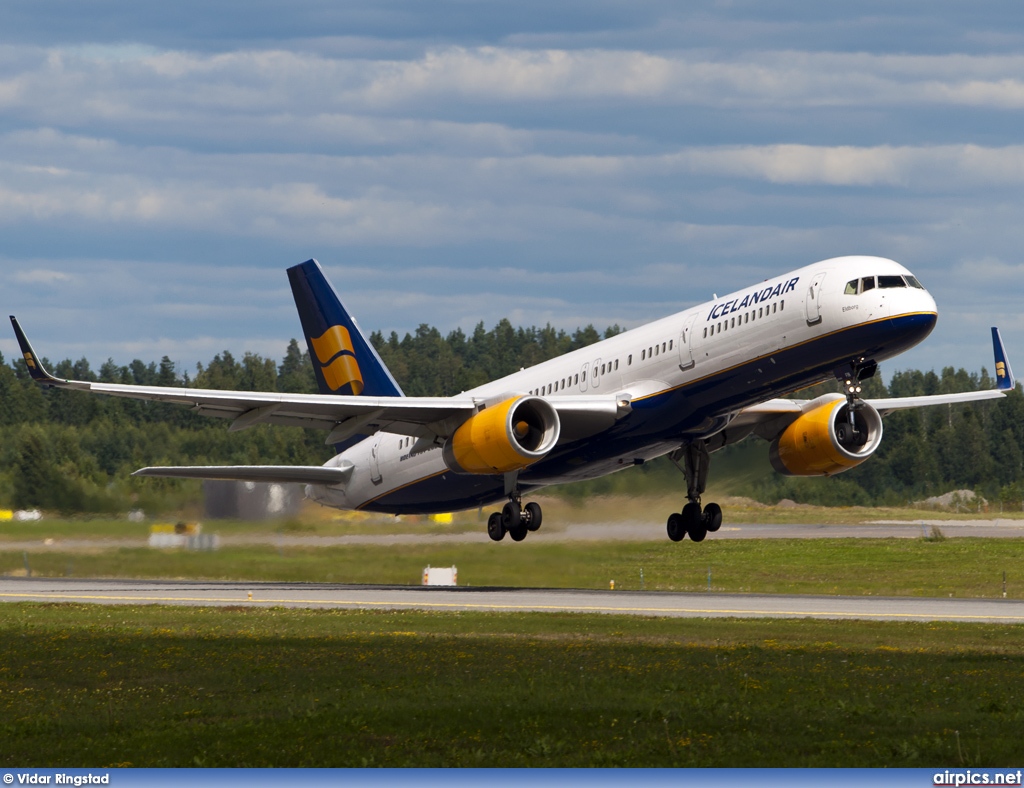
[307,256,938,513]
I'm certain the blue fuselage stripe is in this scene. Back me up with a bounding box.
[360,312,936,514]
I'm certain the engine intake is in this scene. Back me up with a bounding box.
[769,396,883,477]
[443,395,560,475]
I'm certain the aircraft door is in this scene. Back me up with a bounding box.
[592,358,602,389]
[369,438,383,485]
[579,362,589,392]
[806,272,826,326]
[678,313,698,371]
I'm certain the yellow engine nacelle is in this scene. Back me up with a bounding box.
[769,396,883,477]
[442,396,560,475]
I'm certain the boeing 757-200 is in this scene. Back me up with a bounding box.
[10,256,1015,543]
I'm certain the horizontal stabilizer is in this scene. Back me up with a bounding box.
[132,464,353,485]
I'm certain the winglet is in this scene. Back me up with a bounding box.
[9,316,62,385]
[993,326,1015,391]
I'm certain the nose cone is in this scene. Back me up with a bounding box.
[889,287,938,353]
[889,278,938,319]
[918,288,938,317]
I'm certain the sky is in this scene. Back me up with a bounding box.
[1,1,1023,379]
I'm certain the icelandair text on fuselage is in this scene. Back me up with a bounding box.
[706,277,800,322]
[9,775,109,786]
[935,771,1023,786]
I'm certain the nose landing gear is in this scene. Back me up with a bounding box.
[666,441,723,543]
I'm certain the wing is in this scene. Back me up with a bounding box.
[730,327,1015,444]
[12,315,476,442]
[10,316,629,446]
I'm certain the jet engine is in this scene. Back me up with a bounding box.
[768,396,883,476]
[443,395,560,474]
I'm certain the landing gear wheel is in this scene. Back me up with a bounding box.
[487,511,505,542]
[501,501,522,531]
[683,501,707,543]
[703,502,723,533]
[524,502,543,532]
[509,524,528,542]
[666,512,686,542]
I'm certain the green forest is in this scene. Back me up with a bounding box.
[0,318,1021,514]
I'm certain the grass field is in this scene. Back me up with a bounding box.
[5,538,1024,598]
[2,604,1022,767]
[1,495,1020,545]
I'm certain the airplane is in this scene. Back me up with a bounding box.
[10,255,1016,543]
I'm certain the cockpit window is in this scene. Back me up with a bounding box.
[844,279,858,295]
[878,275,906,288]
[905,275,925,289]
[861,276,875,293]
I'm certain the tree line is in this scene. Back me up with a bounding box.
[0,318,1021,513]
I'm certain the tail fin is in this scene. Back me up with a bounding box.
[993,326,1015,391]
[287,259,404,397]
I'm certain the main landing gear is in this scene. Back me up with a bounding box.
[666,441,723,543]
[486,490,542,542]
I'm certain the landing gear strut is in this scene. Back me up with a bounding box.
[486,488,542,543]
[835,358,876,449]
[666,441,723,543]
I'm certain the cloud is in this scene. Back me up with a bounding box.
[2,5,1024,376]
[11,268,73,284]
[7,44,1024,143]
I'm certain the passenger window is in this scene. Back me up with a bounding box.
[628,354,632,364]
[758,308,762,318]
[614,359,618,371]
[574,374,579,385]
[669,340,673,350]
[662,342,666,353]
[547,384,552,394]
[845,279,859,295]
[654,346,659,357]
[709,326,714,336]
[641,349,646,360]
[730,318,735,328]
[772,303,777,313]
[600,364,605,375]
[878,275,906,288]
[861,276,875,292]
[703,328,707,338]
[780,300,784,310]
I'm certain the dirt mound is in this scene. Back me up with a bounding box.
[918,489,987,509]
[775,498,814,509]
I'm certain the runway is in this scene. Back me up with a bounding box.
[2,578,1023,623]
[4,518,1024,552]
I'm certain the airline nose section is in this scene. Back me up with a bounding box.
[890,280,938,319]
[889,287,938,350]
